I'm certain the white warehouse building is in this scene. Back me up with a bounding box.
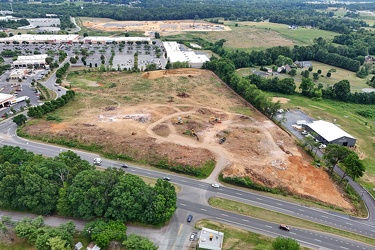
[162,41,209,68]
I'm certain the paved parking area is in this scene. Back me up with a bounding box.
[276,109,316,140]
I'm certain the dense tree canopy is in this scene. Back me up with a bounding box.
[0,146,177,225]
[83,219,127,248]
[15,216,75,250]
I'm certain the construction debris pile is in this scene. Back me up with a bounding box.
[99,114,151,123]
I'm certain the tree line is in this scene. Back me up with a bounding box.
[1,0,370,34]
[27,90,75,118]
[210,39,362,72]
[202,57,281,118]
[0,146,177,225]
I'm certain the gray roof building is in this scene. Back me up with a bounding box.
[305,120,356,147]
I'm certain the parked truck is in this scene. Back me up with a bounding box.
[11,96,30,105]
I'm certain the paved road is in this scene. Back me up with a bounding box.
[1,117,375,249]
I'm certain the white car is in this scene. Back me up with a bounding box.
[211,183,220,188]
[93,158,102,165]
[301,130,308,135]
[319,144,326,149]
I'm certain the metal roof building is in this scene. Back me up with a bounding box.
[162,41,209,68]
[305,120,356,147]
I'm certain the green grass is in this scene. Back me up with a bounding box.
[0,241,35,250]
[225,21,339,46]
[195,220,277,250]
[209,197,375,246]
[164,21,338,51]
[236,61,372,92]
[229,106,254,116]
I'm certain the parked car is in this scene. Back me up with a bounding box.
[187,215,193,222]
[301,130,308,135]
[163,177,171,181]
[279,224,290,231]
[190,232,196,241]
[319,143,326,149]
[211,183,220,188]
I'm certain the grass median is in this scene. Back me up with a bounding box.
[209,197,375,246]
[195,220,310,250]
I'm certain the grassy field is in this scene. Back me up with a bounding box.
[209,197,375,246]
[236,61,372,92]
[164,20,338,51]
[195,220,310,250]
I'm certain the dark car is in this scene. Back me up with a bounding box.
[163,177,171,181]
[120,164,129,168]
[279,224,290,231]
[187,215,193,222]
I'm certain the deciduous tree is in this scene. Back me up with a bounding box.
[123,234,158,250]
[272,237,300,250]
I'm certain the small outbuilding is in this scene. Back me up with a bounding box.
[304,120,356,147]
[197,227,224,250]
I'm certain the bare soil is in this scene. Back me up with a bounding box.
[82,19,231,36]
[22,69,353,210]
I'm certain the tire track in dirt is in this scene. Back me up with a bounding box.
[146,106,233,182]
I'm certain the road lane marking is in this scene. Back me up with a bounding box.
[221,214,228,217]
[180,180,186,182]
[345,222,352,226]
[200,208,207,211]
[289,232,296,235]
[242,219,249,222]
[235,192,242,196]
[256,198,262,200]
[265,225,272,228]
[314,239,321,242]
[180,203,187,206]
[177,223,183,235]
[340,247,349,249]
[322,215,328,218]
[298,209,305,212]
[276,203,283,206]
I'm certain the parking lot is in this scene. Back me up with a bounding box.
[0,40,168,119]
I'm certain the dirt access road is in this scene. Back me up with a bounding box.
[22,68,353,211]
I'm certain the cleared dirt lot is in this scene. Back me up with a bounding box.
[22,69,352,210]
[81,18,230,36]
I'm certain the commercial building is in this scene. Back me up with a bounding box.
[13,54,48,69]
[197,227,224,250]
[304,120,356,147]
[162,41,209,68]
[0,93,15,108]
[81,36,151,44]
[0,34,80,44]
[9,69,27,79]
